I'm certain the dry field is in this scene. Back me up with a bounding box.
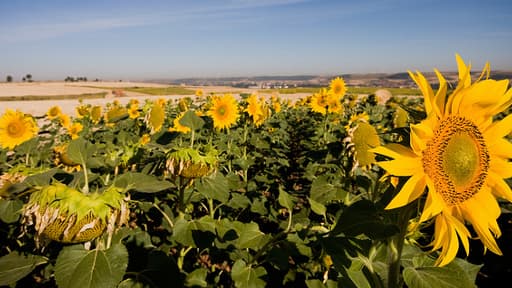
[0,81,298,116]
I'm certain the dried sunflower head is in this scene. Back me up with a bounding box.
[166,147,218,179]
[22,183,129,246]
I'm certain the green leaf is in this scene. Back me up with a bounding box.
[310,175,337,204]
[23,168,72,187]
[195,173,230,202]
[402,265,475,288]
[278,187,295,210]
[179,110,205,131]
[55,243,128,288]
[67,137,94,166]
[0,198,23,223]
[308,197,326,216]
[331,200,399,240]
[305,279,324,288]
[231,260,267,288]
[114,172,174,193]
[185,268,208,287]
[0,253,47,286]
[172,217,216,248]
[234,222,271,250]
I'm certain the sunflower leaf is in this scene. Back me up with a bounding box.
[114,172,174,193]
[0,252,47,286]
[231,260,267,288]
[179,110,204,131]
[55,243,128,288]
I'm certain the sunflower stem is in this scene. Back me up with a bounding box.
[388,203,414,288]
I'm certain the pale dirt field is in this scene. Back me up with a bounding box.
[0,81,307,116]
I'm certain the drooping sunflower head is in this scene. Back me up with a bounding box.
[0,109,39,150]
[166,147,218,178]
[328,77,347,97]
[90,106,102,124]
[372,54,512,266]
[46,106,62,120]
[105,106,128,123]
[207,93,240,130]
[22,183,129,245]
[346,121,380,170]
[144,101,166,134]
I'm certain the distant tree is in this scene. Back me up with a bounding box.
[22,77,26,82]
[6,75,13,82]
[25,74,32,82]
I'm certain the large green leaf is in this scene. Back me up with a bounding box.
[278,187,295,210]
[114,172,174,193]
[331,200,399,240]
[310,175,338,204]
[179,110,205,131]
[233,221,271,250]
[185,268,208,287]
[195,173,230,202]
[67,138,94,166]
[54,244,128,288]
[0,253,47,286]
[231,260,267,288]
[0,198,23,223]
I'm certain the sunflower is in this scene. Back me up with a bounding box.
[46,106,62,120]
[328,77,347,97]
[195,89,204,97]
[144,101,165,134]
[128,104,140,119]
[309,89,329,114]
[169,112,191,134]
[75,105,90,118]
[90,106,102,124]
[326,93,343,114]
[372,54,512,266]
[245,94,267,127]
[67,122,83,140]
[0,109,39,150]
[58,114,71,128]
[207,93,240,130]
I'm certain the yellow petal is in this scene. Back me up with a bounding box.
[490,157,512,179]
[484,113,512,140]
[456,53,472,88]
[433,69,447,116]
[434,215,460,267]
[385,174,426,210]
[408,71,434,115]
[446,212,471,257]
[410,122,433,153]
[476,61,490,82]
[371,144,417,159]
[487,171,512,202]
[459,79,510,115]
[487,138,512,159]
[377,158,422,176]
[419,178,444,223]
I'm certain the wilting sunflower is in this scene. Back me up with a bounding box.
[144,101,165,134]
[328,77,347,97]
[46,106,62,120]
[372,54,512,266]
[23,183,128,245]
[166,147,218,179]
[0,109,39,150]
[207,94,239,130]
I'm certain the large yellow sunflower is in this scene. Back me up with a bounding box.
[309,88,329,114]
[0,109,39,150]
[207,93,239,130]
[245,93,267,127]
[372,54,512,266]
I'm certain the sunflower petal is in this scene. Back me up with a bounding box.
[459,79,510,115]
[385,174,426,209]
[434,69,447,115]
[484,113,512,140]
[490,157,512,179]
[377,158,422,176]
[487,138,512,159]
[371,143,417,159]
[487,171,512,201]
[419,178,444,223]
[408,71,434,115]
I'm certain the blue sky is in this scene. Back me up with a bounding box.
[0,0,511,80]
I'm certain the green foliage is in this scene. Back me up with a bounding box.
[0,91,493,288]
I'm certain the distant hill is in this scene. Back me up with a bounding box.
[144,70,512,89]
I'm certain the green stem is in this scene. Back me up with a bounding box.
[190,130,195,148]
[388,203,415,288]
[153,203,174,228]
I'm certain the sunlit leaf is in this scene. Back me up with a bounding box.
[231,260,267,288]
[54,244,128,288]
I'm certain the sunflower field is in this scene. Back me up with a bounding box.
[0,55,511,288]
